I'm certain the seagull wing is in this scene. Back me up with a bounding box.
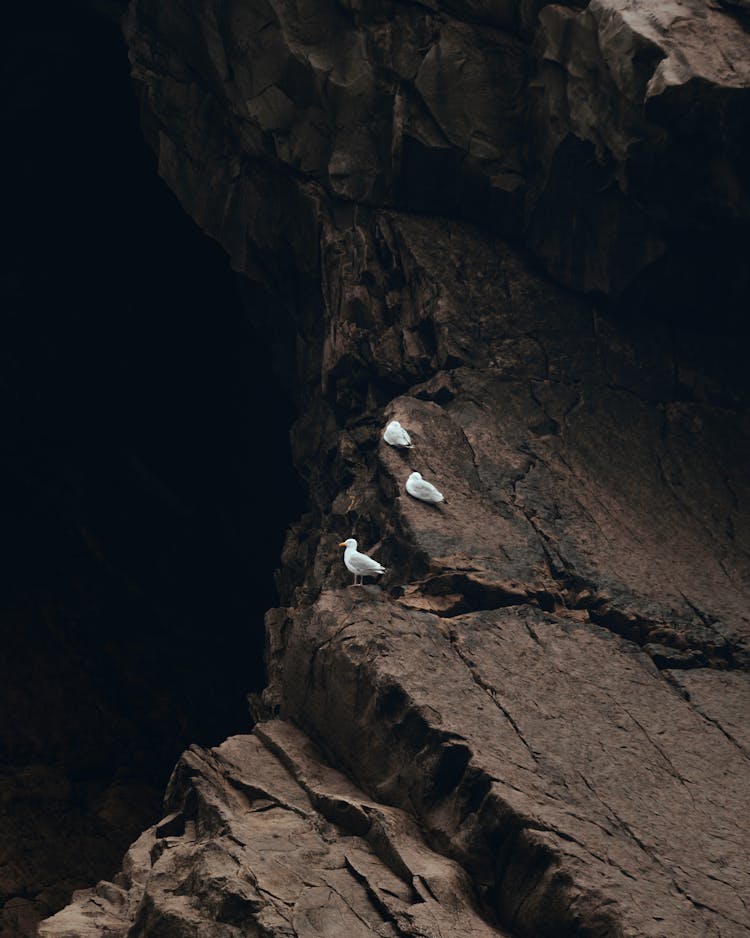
[384,423,412,447]
[409,478,444,501]
[347,548,387,575]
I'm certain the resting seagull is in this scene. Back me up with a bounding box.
[405,471,444,504]
[339,538,387,586]
[383,420,413,448]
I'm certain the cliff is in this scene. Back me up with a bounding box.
[40,0,750,936]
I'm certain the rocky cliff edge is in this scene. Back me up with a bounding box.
[41,0,750,935]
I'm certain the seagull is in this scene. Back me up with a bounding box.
[339,538,387,586]
[405,471,444,504]
[383,420,413,448]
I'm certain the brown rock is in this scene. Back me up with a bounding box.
[40,725,507,938]
[40,1,750,935]
[531,0,750,294]
[268,594,750,937]
[42,200,750,934]
[125,0,750,305]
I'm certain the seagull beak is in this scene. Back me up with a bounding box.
[338,542,347,547]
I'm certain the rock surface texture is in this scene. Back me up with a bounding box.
[40,724,507,938]
[42,0,750,936]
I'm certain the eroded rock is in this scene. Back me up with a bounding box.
[40,0,750,934]
[125,0,750,303]
[40,725,507,938]
[266,594,750,936]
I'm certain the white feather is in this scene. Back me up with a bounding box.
[340,538,387,578]
[405,471,444,504]
[383,420,413,448]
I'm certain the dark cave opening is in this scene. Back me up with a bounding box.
[1,1,305,927]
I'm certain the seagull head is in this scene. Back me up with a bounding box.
[339,538,357,549]
[410,471,422,480]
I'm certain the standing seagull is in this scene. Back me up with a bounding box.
[405,471,444,504]
[339,539,387,586]
[383,420,413,448]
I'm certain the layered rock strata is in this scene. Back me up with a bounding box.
[123,0,750,301]
[41,723,508,938]
[41,0,750,935]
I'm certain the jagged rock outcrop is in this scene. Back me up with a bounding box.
[124,0,750,303]
[41,724,510,938]
[266,595,750,936]
[262,213,750,936]
[531,0,750,293]
[41,0,750,935]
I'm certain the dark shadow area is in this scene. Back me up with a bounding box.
[1,2,304,932]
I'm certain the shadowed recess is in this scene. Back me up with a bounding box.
[0,3,305,933]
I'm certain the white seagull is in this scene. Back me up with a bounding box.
[339,538,387,586]
[405,471,444,504]
[383,420,413,448]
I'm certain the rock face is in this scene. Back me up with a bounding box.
[122,0,750,305]
[42,0,750,936]
[41,724,507,938]
[531,0,750,294]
